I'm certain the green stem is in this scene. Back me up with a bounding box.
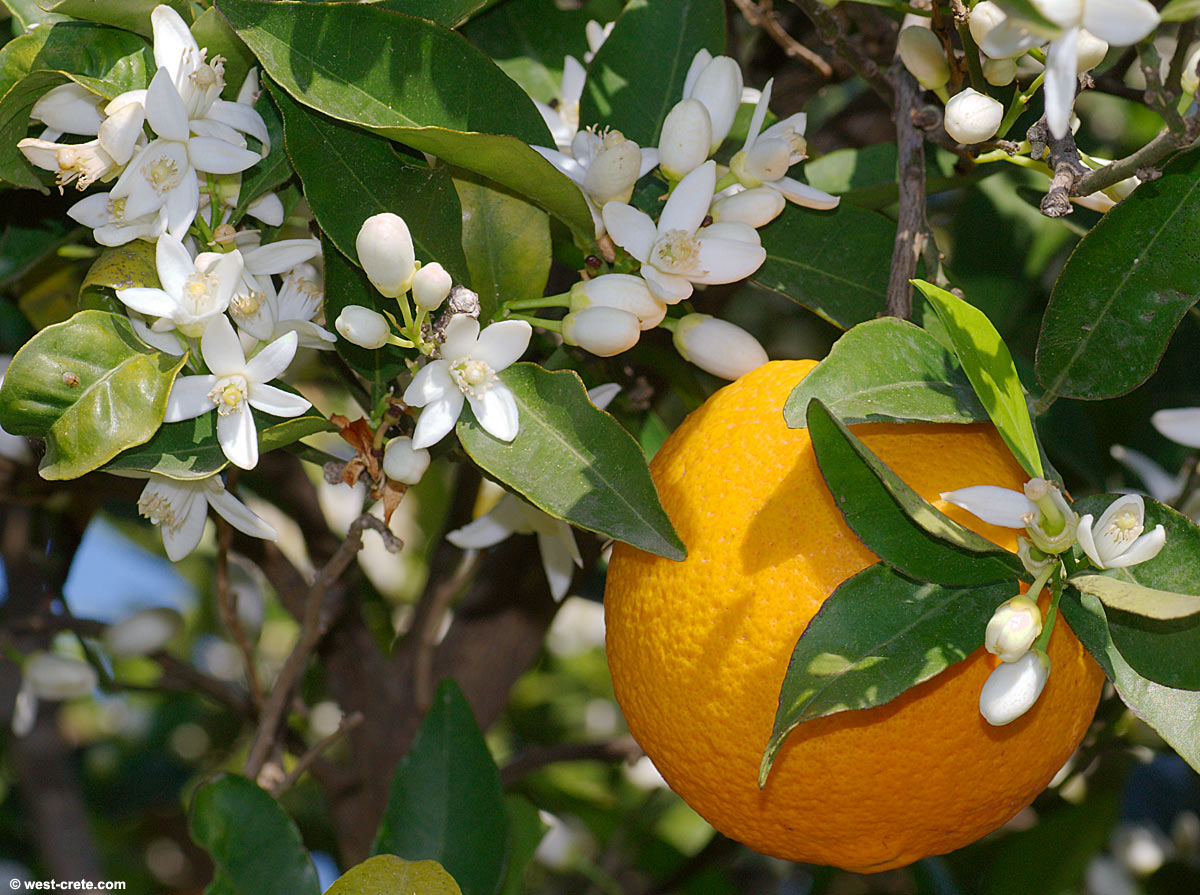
[396,293,416,332]
[714,171,740,193]
[509,312,562,333]
[657,316,679,333]
[1031,573,1062,654]
[997,73,1045,138]
[506,292,572,311]
[386,334,415,349]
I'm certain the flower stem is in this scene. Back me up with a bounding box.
[509,312,561,333]
[506,292,572,311]
[1031,573,1062,654]
[657,316,679,333]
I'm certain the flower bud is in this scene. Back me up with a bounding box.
[700,221,761,245]
[1017,537,1054,576]
[335,305,390,349]
[898,26,951,90]
[356,212,416,297]
[1076,30,1108,73]
[730,138,792,187]
[658,99,713,181]
[582,131,643,205]
[943,88,1004,144]
[711,187,786,228]
[104,607,183,657]
[412,262,452,311]
[687,55,743,152]
[562,306,641,357]
[983,57,1017,87]
[985,596,1043,663]
[673,314,768,380]
[383,436,431,485]
[25,653,97,700]
[569,274,666,330]
[979,649,1049,726]
[969,1,1008,49]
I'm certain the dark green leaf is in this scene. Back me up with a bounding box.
[784,318,987,428]
[1060,590,1200,774]
[0,202,73,288]
[457,362,686,561]
[327,856,462,895]
[371,679,509,895]
[215,0,594,240]
[190,6,258,99]
[273,84,467,283]
[1036,149,1200,400]
[804,142,990,210]
[0,310,186,480]
[1069,574,1200,620]
[498,796,546,895]
[1071,494,1200,690]
[189,774,321,895]
[749,202,896,329]
[452,172,550,323]
[913,279,1043,479]
[40,0,192,36]
[578,0,724,146]
[374,0,494,28]
[231,88,291,223]
[808,399,1025,585]
[761,563,1012,786]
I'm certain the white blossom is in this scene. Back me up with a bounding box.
[68,191,168,247]
[682,50,743,153]
[534,56,586,152]
[985,595,1043,663]
[132,470,278,560]
[583,20,614,64]
[335,305,391,349]
[357,213,416,298]
[672,313,768,380]
[944,88,1004,145]
[1076,493,1166,570]
[568,274,666,330]
[979,649,1049,725]
[383,436,431,485]
[657,99,712,181]
[412,263,453,311]
[562,306,641,357]
[104,608,183,657]
[898,26,950,90]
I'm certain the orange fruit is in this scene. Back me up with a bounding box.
[604,360,1104,872]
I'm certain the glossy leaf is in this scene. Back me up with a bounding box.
[273,84,467,283]
[191,6,257,96]
[189,774,321,895]
[464,0,592,103]
[41,0,192,35]
[807,399,1026,585]
[1060,590,1200,774]
[3,0,68,29]
[0,202,73,288]
[457,363,686,561]
[804,142,989,210]
[1069,574,1200,621]
[453,172,550,323]
[375,0,494,28]
[914,279,1043,479]
[784,318,986,428]
[498,796,546,895]
[0,311,186,480]
[231,88,291,223]
[79,240,160,309]
[1070,494,1200,690]
[215,0,594,240]
[578,0,725,146]
[371,679,509,895]
[1036,149,1200,400]
[328,856,462,895]
[749,202,896,329]
[761,563,1012,786]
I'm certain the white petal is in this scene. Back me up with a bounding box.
[587,383,621,410]
[981,21,1045,59]
[978,650,1049,726]
[157,233,196,298]
[146,68,190,143]
[248,382,310,417]
[411,393,464,449]
[1075,513,1104,567]
[160,489,209,561]
[246,192,284,226]
[939,485,1034,528]
[1105,524,1166,568]
[602,203,656,263]
[201,315,248,376]
[403,361,454,407]
[152,5,200,85]
[206,482,277,540]
[658,160,715,234]
[98,102,145,165]
[467,384,520,442]
[244,239,320,276]
[206,99,271,148]
[690,236,766,284]
[446,513,515,549]
[472,320,532,372]
[743,77,773,150]
[244,331,298,383]
[1091,493,1146,565]
[683,49,712,98]
[532,145,587,185]
[116,287,176,317]
[442,314,481,360]
[165,169,201,240]
[561,56,586,108]
[33,83,103,135]
[774,177,840,210]
[66,192,112,227]
[640,266,693,304]
[538,527,580,601]
[638,147,659,178]
[164,375,217,422]
[1082,0,1159,46]
[1151,407,1200,448]
[218,406,259,469]
[1043,31,1080,140]
[189,117,247,148]
[130,314,185,355]
[760,112,807,146]
[1109,444,1182,503]
[701,221,761,244]
[187,136,262,175]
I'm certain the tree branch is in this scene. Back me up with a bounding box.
[730,0,833,78]
[790,0,894,106]
[886,64,927,319]
[499,736,644,787]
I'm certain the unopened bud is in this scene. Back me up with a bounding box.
[582,133,643,204]
[687,55,743,152]
[983,57,1017,87]
[658,99,713,181]
[673,314,768,380]
[979,649,1049,726]
[968,1,1008,49]
[943,88,1003,144]
[985,596,1043,663]
[104,607,183,657]
[898,26,951,91]
[335,305,390,349]
[711,187,786,228]
[383,436,431,485]
[25,653,97,700]
[1076,30,1109,73]
[562,306,640,357]
[412,262,452,311]
[356,213,416,297]
[570,274,666,330]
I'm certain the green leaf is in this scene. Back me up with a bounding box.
[1060,590,1200,774]
[271,83,467,283]
[498,796,546,895]
[804,142,991,210]
[807,399,1026,586]
[0,310,186,480]
[40,0,192,36]
[376,0,494,28]
[452,172,550,323]
[0,199,73,288]
[1070,494,1200,690]
[79,240,160,310]
[215,0,595,240]
[457,362,686,561]
[371,679,509,895]
[327,856,462,895]
[2,0,68,29]
[749,202,896,329]
[1036,149,1200,400]
[189,774,321,895]
[784,318,987,428]
[913,279,1043,479]
[190,6,258,99]
[1069,574,1200,621]
[761,563,1013,786]
[230,88,291,224]
[578,0,725,146]
[1161,0,1200,22]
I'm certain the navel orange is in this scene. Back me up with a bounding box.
[604,360,1105,872]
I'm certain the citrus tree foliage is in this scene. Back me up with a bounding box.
[3,0,1200,892]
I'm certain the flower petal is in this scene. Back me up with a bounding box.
[1091,492,1145,565]
[243,238,321,276]
[1082,0,1159,46]
[472,320,532,372]
[116,287,176,318]
[156,233,196,298]
[206,99,271,148]
[774,177,840,210]
[446,512,515,549]
[244,331,298,384]
[602,203,656,263]
[160,489,209,561]
[1043,30,1080,139]
[164,375,217,422]
[98,102,145,166]
[561,55,586,108]
[146,68,190,142]
[743,77,773,150]
[247,382,310,417]
[165,169,201,240]
[441,314,481,360]
[218,405,259,469]
[690,236,766,284]
[1151,407,1200,448]
[939,485,1034,528]
[205,480,278,540]
[532,145,587,185]
[187,136,262,175]
[1075,513,1104,567]
[403,361,454,407]
[467,384,520,442]
[538,526,580,601]
[152,5,200,85]
[658,160,716,234]
[411,391,465,450]
[1109,444,1182,503]
[640,265,693,304]
[1106,524,1166,568]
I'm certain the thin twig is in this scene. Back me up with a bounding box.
[270,710,364,795]
[413,551,482,715]
[214,518,263,707]
[499,736,644,787]
[730,0,833,78]
[950,0,986,93]
[886,63,927,320]
[930,0,963,94]
[1030,119,1089,217]
[790,0,894,106]
[1072,124,1199,197]
[1167,21,1196,101]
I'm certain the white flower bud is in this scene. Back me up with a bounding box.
[412,262,452,311]
[383,436,431,485]
[730,138,793,187]
[104,608,183,657]
[562,306,641,357]
[582,131,643,205]
[1183,46,1200,96]
[700,220,761,245]
[687,55,743,152]
[569,274,666,330]
[711,187,786,228]
[673,314,768,380]
[983,57,1017,87]
[658,99,713,181]
[25,653,97,701]
[943,88,1004,144]
[984,596,1043,663]
[898,26,951,90]
[979,649,1049,726]
[356,212,416,297]
[335,305,390,349]
[1076,30,1108,73]
[968,2,1008,49]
